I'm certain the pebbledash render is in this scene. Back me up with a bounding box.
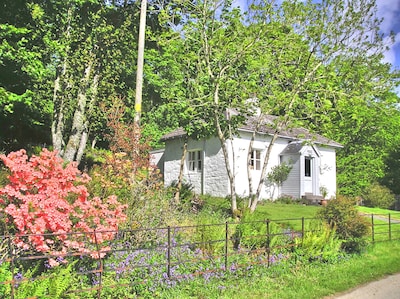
[154,114,342,202]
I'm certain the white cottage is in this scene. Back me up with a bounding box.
[157,115,342,201]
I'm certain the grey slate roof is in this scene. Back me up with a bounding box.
[280,142,304,155]
[160,127,187,141]
[160,114,342,148]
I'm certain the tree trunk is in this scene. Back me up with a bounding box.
[250,131,279,212]
[214,112,237,214]
[247,116,263,208]
[174,138,188,204]
[63,58,95,163]
[51,6,73,155]
[52,74,65,154]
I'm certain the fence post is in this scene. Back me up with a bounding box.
[167,226,171,278]
[371,214,375,243]
[7,235,15,299]
[389,213,392,241]
[93,230,103,299]
[266,219,270,267]
[225,222,228,272]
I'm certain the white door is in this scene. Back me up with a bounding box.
[304,156,313,193]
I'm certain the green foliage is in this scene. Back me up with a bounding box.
[0,262,12,296]
[362,182,396,209]
[329,93,400,197]
[233,209,292,251]
[162,241,400,299]
[266,162,293,187]
[274,195,297,204]
[193,213,227,255]
[169,180,195,205]
[318,196,370,253]
[295,221,343,263]
[381,145,400,195]
[1,260,76,299]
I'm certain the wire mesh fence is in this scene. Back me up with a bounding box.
[0,214,398,298]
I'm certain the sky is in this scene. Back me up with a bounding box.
[232,0,400,71]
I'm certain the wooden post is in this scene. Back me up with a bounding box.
[134,0,147,126]
[225,222,229,271]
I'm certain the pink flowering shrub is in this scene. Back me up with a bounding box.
[0,149,127,265]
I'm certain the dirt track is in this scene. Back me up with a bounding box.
[326,273,400,299]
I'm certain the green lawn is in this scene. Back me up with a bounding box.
[202,197,321,231]
[255,202,321,219]
[357,206,400,220]
[356,206,400,242]
[203,196,321,219]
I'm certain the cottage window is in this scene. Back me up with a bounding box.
[305,157,312,177]
[250,150,261,170]
[188,150,202,172]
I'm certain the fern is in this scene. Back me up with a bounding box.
[48,261,77,298]
[295,221,343,263]
[13,260,77,299]
[0,262,12,297]
[14,262,48,299]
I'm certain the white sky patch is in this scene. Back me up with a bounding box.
[376,0,400,69]
[232,0,248,10]
[376,0,400,33]
[382,33,400,67]
[232,0,400,69]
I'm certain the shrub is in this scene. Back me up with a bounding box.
[275,194,296,204]
[266,162,293,187]
[169,180,195,206]
[233,210,292,252]
[362,182,395,209]
[87,98,174,232]
[295,221,343,263]
[193,212,227,254]
[318,196,370,253]
[0,149,127,263]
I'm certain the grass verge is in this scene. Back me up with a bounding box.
[161,240,400,299]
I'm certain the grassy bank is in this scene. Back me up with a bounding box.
[357,206,400,220]
[203,197,321,218]
[161,240,400,299]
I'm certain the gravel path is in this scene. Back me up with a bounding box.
[327,273,400,299]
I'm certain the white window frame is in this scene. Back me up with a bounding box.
[188,150,202,172]
[305,156,312,177]
[250,149,262,171]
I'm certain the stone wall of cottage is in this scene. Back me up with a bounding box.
[163,134,339,201]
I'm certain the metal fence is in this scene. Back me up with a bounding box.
[366,213,400,242]
[0,214,399,298]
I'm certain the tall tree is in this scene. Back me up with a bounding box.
[152,0,399,213]
[0,0,52,151]
[1,0,146,161]
[151,0,266,214]
[42,0,140,162]
[242,0,399,209]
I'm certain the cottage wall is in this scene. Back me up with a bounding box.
[281,154,301,198]
[163,138,185,188]
[231,132,292,200]
[163,133,339,201]
[163,137,229,197]
[203,137,229,196]
[318,147,337,199]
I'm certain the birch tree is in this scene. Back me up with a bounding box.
[154,0,398,213]
[30,0,140,163]
[244,0,399,210]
